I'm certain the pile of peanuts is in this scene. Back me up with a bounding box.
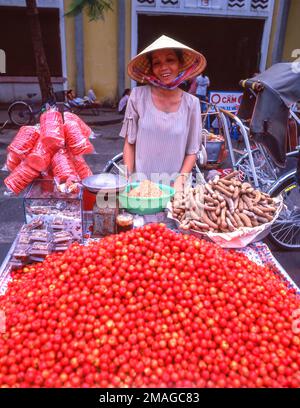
[171,171,278,233]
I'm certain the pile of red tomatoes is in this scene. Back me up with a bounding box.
[0,224,299,388]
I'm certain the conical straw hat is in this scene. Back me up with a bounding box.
[128,35,207,83]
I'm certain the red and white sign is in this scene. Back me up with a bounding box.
[209,91,243,111]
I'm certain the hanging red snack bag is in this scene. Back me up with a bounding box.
[51,149,79,184]
[64,119,94,156]
[6,151,22,172]
[71,154,93,179]
[40,109,64,153]
[8,126,39,159]
[64,111,93,139]
[26,139,52,172]
[4,162,40,195]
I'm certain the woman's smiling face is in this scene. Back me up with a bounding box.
[150,49,180,85]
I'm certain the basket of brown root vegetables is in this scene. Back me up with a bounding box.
[167,170,283,248]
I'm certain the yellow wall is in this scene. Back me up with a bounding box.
[125,0,132,89]
[282,0,300,62]
[64,0,76,92]
[64,0,118,103]
[266,0,300,67]
[266,0,279,68]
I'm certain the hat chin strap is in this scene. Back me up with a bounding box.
[134,60,200,90]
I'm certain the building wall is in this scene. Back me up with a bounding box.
[64,0,119,103]
[282,0,300,62]
[266,0,280,67]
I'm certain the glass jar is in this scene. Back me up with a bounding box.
[116,213,134,233]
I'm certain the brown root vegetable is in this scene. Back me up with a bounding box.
[233,212,244,228]
[201,211,218,230]
[222,170,239,180]
[256,216,271,223]
[214,184,234,198]
[232,186,240,200]
[241,194,254,210]
[193,220,210,230]
[239,213,252,227]
[226,210,238,228]
[226,217,235,232]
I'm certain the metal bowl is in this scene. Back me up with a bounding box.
[82,173,128,194]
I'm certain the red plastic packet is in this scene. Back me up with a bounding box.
[64,119,94,156]
[26,139,52,172]
[70,155,93,180]
[8,126,39,159]
[51,149,79,184]
[4,162,40,195]
[40,109,65,153]
[6,151,22,172]
[64,112,93,139]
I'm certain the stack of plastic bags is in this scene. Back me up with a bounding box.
[4,109,94,195]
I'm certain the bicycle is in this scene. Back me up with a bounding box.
[7,91,72,127]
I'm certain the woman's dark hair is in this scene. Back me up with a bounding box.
[147,49,184,68]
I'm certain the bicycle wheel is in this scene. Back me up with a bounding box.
[236,148,278,192]
[102,153,125,175]
[268,170,300,250]
[8,102,33,126]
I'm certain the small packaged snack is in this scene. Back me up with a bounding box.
[29,242,52,256]
[17,234,31,245]
[53,231,72,243]
[9,258,24,270]
[30,230,50,242]
[23,216,45,231]
[13,246,30,262]
[53,241,72,252]
[51,216,64,230]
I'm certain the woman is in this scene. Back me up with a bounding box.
[120,35,207,190]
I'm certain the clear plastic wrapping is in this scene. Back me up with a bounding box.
[64,111,93,139]
[6,151,22,172]
[4,162,40,195]
[64,119,94,156]
[26,139,52,172]
[8,126,39,159]
[51,149,79,184]
[70,154,93,179]
[40,109,65,153]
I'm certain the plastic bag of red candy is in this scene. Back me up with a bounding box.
[26,139,52,172]
[40,109,65,153]
[51,149,79,184]
[6,151,22,172]
[7,126,39,160]
[64,112,93,139]
[4,162,40,195]
[64,119,94,156]
[70,154,93,179]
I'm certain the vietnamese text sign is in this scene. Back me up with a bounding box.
[209,91,243,111]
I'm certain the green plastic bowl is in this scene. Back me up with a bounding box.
[118,182,175,215]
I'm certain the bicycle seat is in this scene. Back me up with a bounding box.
[27,93,37,98]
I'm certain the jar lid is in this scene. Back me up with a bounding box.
[82,174,128,193]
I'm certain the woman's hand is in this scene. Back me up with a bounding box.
[174,173,189,193]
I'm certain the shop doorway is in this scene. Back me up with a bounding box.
[138,14,264,91]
